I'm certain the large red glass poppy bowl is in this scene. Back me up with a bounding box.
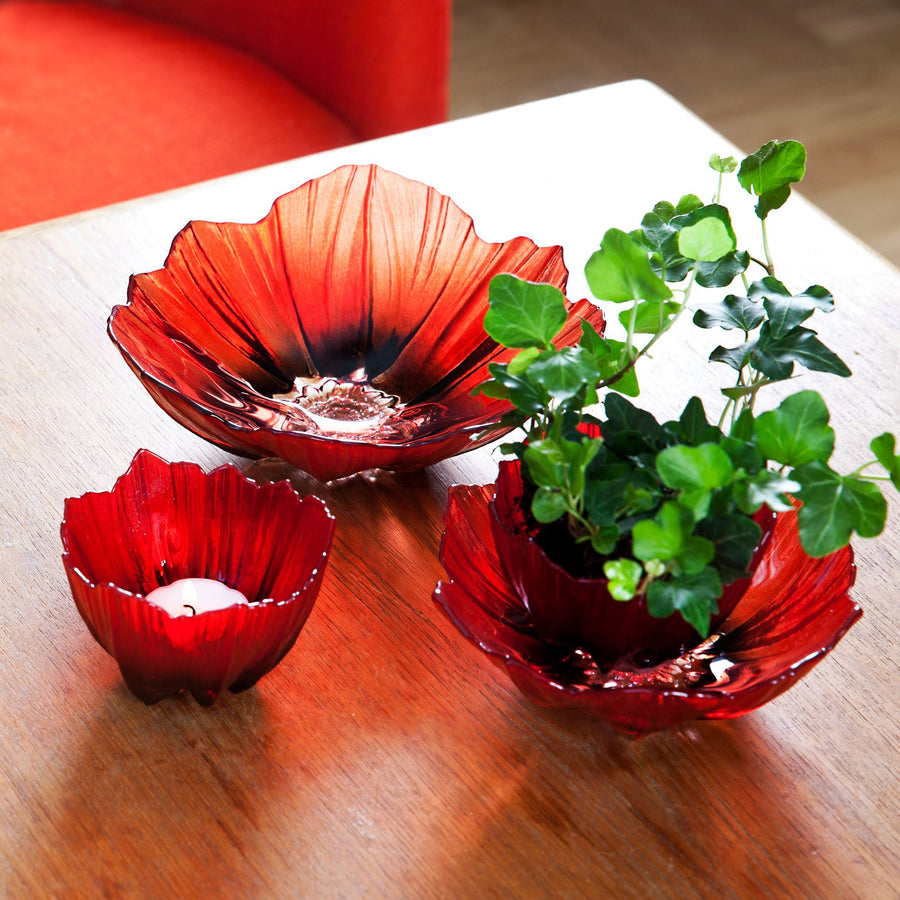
[434,462,861,737]
[108,164,605,482]
[61,449,335,705]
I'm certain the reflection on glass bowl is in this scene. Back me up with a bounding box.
[434,468,860,737]
[61,450,335,705]
[108,164,605,481]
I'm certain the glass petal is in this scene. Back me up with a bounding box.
[490,461,774,663]
[109,165,605,481]
[61,450,334,704]
[434,472,860,736]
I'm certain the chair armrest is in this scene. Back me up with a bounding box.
[106,0,449,139]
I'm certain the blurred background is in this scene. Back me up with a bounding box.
[451,0,900,267]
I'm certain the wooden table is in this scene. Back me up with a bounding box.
[1,81,897,898]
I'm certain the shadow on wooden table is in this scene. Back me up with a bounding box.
[10,687,824,898]
[399,710,839,899]
[8,456,868,898]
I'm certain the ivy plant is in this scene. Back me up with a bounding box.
[475,140,898,638]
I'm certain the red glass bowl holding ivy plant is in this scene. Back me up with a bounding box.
[434,141,899,736]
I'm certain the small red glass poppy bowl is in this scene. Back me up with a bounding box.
[61,449,335,705]
[433,461,861,736]
[108,164,605,482]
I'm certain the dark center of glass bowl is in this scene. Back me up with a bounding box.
[560,634,736,691]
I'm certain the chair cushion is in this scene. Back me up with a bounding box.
[0,0,358,230]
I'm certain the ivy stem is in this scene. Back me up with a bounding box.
[760,218,776,276]
[637,268,697,358]
[636,563,670,598]
[718,398,735,432]
[624,296,640,361]
[850,459,890,479]
[599,275,695,391]
[567,505,596,538]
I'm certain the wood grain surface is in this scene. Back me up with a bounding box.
[0,83,897,899]
[453,0,900,267]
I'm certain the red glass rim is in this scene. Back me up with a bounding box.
[107,164,605,480]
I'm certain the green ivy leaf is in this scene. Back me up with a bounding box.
[651,200,676,222]
[603,558,643,601]
[498,436,527,456]
[723,414,750,447]
[695,513,763,581]
[679,534,718,573]
[623,485,659,516]
[650,237,693,283]
[585,228,673,304]
[678,216,736,262]
[584,471,660,525]
[756,323,851,377]
[870,432,900,489]
[604,393,664,449]
[665,204,745,285]
[646,568,722,637]
[675,396,721,445]
[640,201,709,284]
[522,440,567,489]
[639,210,674,250]
[609,374,640,397]
[484,274,568,348]
[583,336,640,396]
[527,346,601,401]
[657,443,735,491]
[524,437,600,500]
[747,337,795,381]
[709,153,738,174]
[617,299,681,334]
[695,249,750,289]
[631,502,714,573]
[710,341,753,372]
[485,362,548,415]
[720,434,764,475]
[590,524,622,556]
[756,185,791,220]
[591,338,640,396]
[669,203,737,248]
[506,346,541,376]
[794,461,888,556]
[754,390,835,467]
[693,293,763,331]
[732,467,799,514]
[632,501,693,562]
[749,278,834,338]
[638,209,682,280]
[471,378,508,400]
[678,489,713,523]
[579,319,606,356]
[675,194,704,215]
[737,140,807,218]
[531,487,570,523]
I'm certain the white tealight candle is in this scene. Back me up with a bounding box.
[145,578,249,618]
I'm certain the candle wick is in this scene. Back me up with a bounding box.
[183,604,196,616]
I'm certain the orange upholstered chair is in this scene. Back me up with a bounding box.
[0,0,449,231]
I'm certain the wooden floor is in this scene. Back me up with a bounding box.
[451,0,900,267]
